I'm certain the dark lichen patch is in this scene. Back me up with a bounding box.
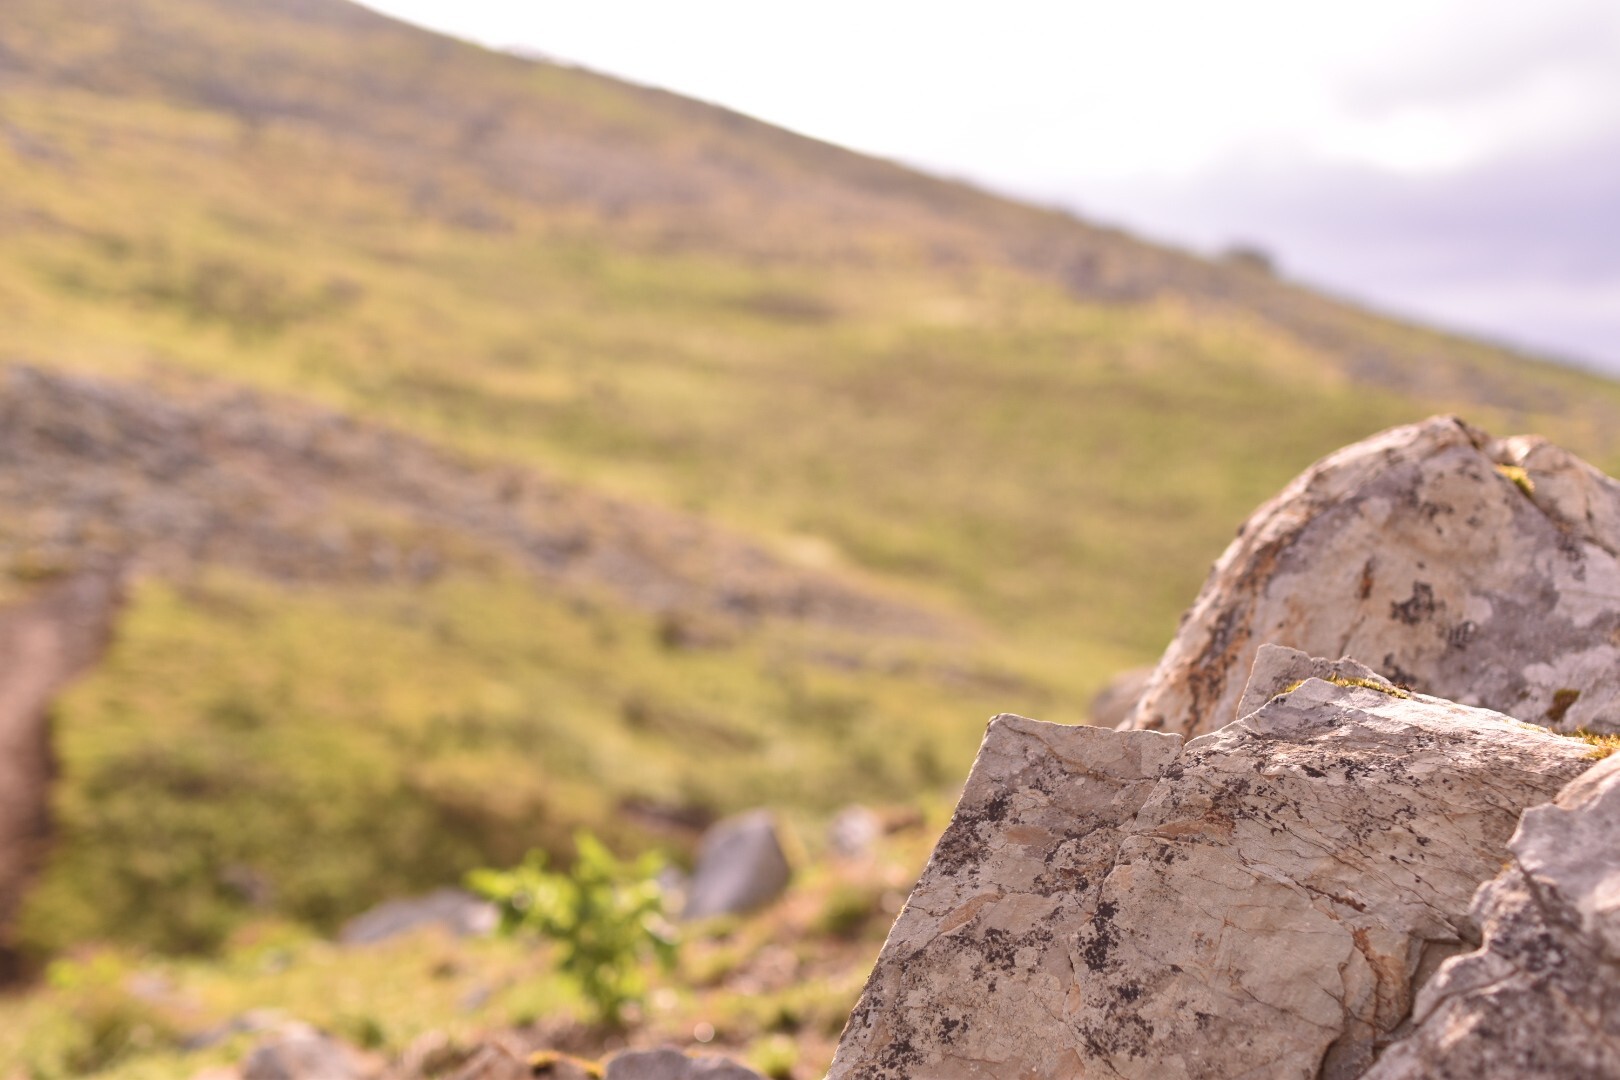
[1447,619,1478,650]
[1390,581,1437,625]
[1546,688,1581,725]
[1078,899,1122,973]
[934,1014,966,1046]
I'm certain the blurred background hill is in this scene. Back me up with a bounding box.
[4,0,1620,1073]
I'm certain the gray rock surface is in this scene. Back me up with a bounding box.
[830,677,1596,1080]
[1365,752,1620,1079]
[0,569,122,981]
[603,1048,763,1080]
[1233,642,1396,720]
[1121,416,1620,738]
[241,1024,368,1080]
[338,887,497,946]
[681,810,792,921]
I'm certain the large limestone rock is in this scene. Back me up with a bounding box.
[1365,752,1620,1079]
[1122,416,1620,738]
[0,569,122,981]
[830,674,1596,1079]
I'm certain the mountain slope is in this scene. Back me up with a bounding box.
[3,0,1620,958]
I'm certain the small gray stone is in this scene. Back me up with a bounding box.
[338,887,496,946]
[681,811,791,920]
[604,1048,763,1080]
[242,1024,363,1080]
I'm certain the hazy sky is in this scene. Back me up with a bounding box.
[363,0,1620,372]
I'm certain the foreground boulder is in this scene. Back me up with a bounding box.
[830,668,1596,1079]
[1122,416,1620,737]
[1365,752,1620,1079]
[0,569,122,981]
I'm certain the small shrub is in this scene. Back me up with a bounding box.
[813,884,881,941]
[468,832,676,1027]
[39,954,179,1076]
[750,1034,799,1080]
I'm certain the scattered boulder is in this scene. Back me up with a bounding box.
[681,811,792,921]
[830,659,1598,1079]
[338,887,497,946]
[1365,752,1620,1079]
[0,568,123,981]
[241,1024,370,1080]
[1086,665,1153,729]
[602,1047,763,1080]
[1122,416,1620,738]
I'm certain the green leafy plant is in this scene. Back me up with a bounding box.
[468,832,676,1026]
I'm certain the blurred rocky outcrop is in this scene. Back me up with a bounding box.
[0,364,944,637]
[1085,665,1153,729]
[831,651,1599,1079]
[1122,416,1620,737]
[0,568,123,981]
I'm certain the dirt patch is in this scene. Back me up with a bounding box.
[0,569,122,981]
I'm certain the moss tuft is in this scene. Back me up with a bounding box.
[1277,674,1408,700]
[1494,464,1536,497]
[1572,729,1620,761]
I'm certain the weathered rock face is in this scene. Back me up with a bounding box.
[830,677,1596,1079]
[1364,752,1620,1079]
[0,569,122,981]
[1122,416,1620,738]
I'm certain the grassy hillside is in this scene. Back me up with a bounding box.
[4,0,1620,973]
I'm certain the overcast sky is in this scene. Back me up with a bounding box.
[363,0,1620,373]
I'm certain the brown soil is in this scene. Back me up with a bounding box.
[0,569,122,982]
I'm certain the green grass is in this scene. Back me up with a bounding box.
[18,569,1013,958]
